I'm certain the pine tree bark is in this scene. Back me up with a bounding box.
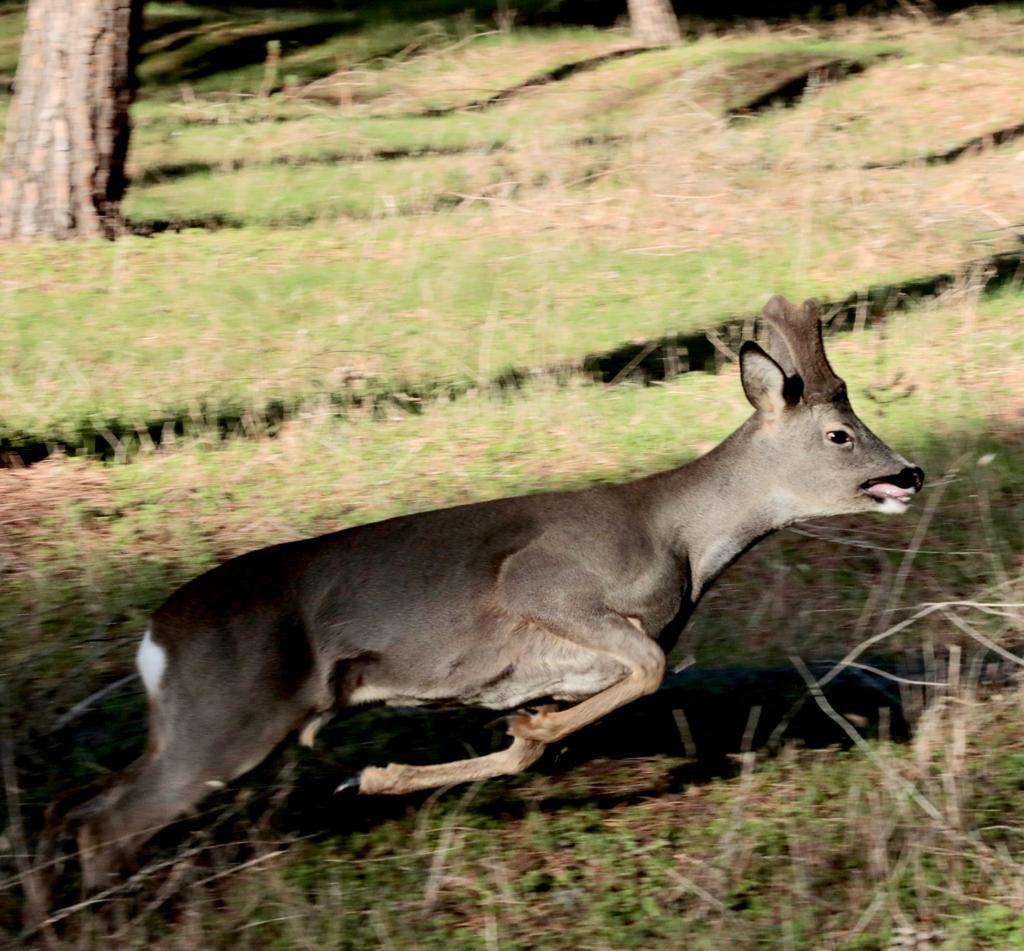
[627,0,681,46]
[0,0,141,240]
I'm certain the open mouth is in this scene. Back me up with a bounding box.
[860,474,917,508]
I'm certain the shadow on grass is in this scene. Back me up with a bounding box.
[726,57,873,120]
[1,654,910,910]
[863,117,1024,170]
[583,249,1024,383]
[130,142,500,187]
[405,47,651,118]
[140,16,206,51]
[160,0,989,25]
[122,187,476,235]
[2,645,1001,929]
[145,19,363,88]
[126,212,246,235]
[4,249,1020,469]
[0,649,904,929]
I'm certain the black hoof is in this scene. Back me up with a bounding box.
[334,773,362,795]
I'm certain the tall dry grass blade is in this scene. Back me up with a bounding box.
[943,609,1024,670]
[422,781,483,915]
[790,655,944,823]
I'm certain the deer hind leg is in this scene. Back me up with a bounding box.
[66,702,304,893]
[346,733,548,795]
[64,628,325,892]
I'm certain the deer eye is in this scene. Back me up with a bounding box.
[827,430,852,446]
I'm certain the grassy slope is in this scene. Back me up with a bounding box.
[4,14,1024,438]
[0,223,785,438]
[2,4,1024,947]
[5,287,1021,684]
[4,291,1023,945]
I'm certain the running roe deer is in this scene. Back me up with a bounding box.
[46,295,923,891]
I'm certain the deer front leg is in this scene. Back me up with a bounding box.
[499,551,669,746]
[507,621,665,745]
[341,733,548,795]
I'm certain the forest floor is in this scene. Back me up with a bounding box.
[1,2,1024,947]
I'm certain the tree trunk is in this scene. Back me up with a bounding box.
[627,0,681,46]
[0,0,141,240]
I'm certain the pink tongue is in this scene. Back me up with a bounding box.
[865,483,910,501]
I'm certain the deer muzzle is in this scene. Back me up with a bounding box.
[860,466,925,506]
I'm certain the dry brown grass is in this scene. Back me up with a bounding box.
[0,456,111,581]
[755,55,1024,163]
[341,30,1024,293]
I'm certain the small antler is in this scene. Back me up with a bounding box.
[759,295,845,403]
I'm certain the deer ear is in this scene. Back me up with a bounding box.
[740,341,795,414]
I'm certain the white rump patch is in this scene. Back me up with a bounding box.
[137,626,167,697]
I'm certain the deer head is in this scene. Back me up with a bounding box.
[739,295,923,518]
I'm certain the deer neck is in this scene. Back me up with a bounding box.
[647,417,800,599]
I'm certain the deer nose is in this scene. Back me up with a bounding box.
[903,466,925,491]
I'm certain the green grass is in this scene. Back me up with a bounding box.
[3,194,1011,441]
[122,33,897,173]
[0,2,22,87]
[12,648,1024,946]
[129,103,514,171]
[0,220,825,440]
[747,51,1024,166]
[125,148,529,223]
[5,11,1022,443]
